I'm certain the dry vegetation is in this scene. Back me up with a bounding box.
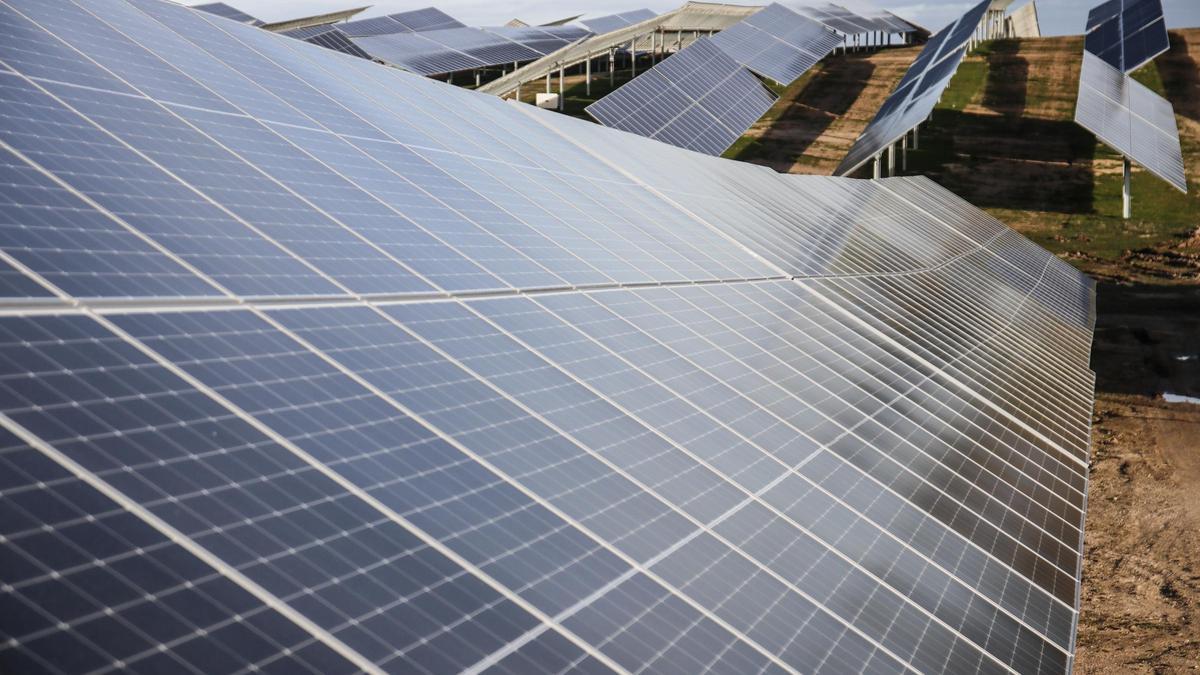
[729,28,1200,673]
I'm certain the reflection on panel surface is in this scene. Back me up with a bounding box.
[0,1,1093,673]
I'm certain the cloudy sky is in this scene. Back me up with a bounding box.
[223,0,1200,36]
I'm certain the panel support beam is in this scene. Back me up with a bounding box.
[586,53,591,96]
[1123,156,1132,219]
[558,65,564,111]
[873,153,882,179]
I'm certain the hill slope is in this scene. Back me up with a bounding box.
[727,31,1200,674]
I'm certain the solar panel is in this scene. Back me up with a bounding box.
[578,9,658,35]
[282,25,372,59]
[1074,50,1186,192]
[484,26,592,57]
[191,1,262,26]
[0,0,1095,673]
[1083,0,1169,72]
[836,0,990,175]
[341,7,465,37]
[587,38,777,156]
[709,3,843,85]
[352,28,543,75]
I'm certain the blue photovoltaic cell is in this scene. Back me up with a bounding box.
[0,426,360,674]
[587,38,776,156]
[340,7,465,37]
[710,3,843,85]
[0,0,1096,673]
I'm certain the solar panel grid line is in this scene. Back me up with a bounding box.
[237,304,805,675]
[700,282,1094,566]
[0,21,356,296]
[600,279,1089,578]
[87,0,600,293]
[0,430,368,674]
[40,9,445,296]
[512,103,792,282]
[800,276,1088,475]
[0,410,385,675]
[81,307,636,675]
[488,288,1083,652]
[0,131,231,299]
[367,299,940,675]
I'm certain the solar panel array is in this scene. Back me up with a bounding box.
[282,24,372,60]
[709,3,844,85]
[578,8,658,35]
[1083,0,1169,73]
[0,1,1094,675]
[192,1,262,26]
[1074,50,1186,192]
[352,25,590,76]
[586,38,777,156]
[340,7,465,37]
[835,0,991,176]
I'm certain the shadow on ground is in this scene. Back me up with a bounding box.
[1159,31,1199,122]
[1091,281,1200,398]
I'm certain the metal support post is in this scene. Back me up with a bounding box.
[1123,157,1132,219]
[873,154,882,179]
[901,134,907,172]
[887,142,895,175]
[609,48,615,85]
[586,54,591,96]
[558,66,564,110]
[912,124,919,150]
[545,72,550,93]
[475,71,481,87]
[515,81,520,101]
[631,39,637,77]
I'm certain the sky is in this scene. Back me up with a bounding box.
[224,0,1200,36]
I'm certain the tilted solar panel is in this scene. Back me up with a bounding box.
[1074,50,1186,192]
[341,7,465,37]
[836,0,990,175]
[586,38,777,156]
[0,0,1094,674]
[579,8,658,35]
[192,1,261,25]
[709,3,843,85]
[1083,0,1169,72]
[352,28,544,75]
[283,24,372,59]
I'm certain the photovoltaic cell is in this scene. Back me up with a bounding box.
[587,38,776,156]
[1074,50,1186,192]
[836,0,989,175]
[1082,0,1168,72]
[709,3,843,85]
[0,0,1095,673]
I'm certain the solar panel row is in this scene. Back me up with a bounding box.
[578,9,658,35]
[835,0,990,175]
[0,1,1094,674]
[339,7,465,38]
[352,25,589,76]
[191,1,261,26]
[282,24,372,60]
[1082,0,1169,73]
[586,38,777,156]
[1074,50,1186,192]
[709,3,844,85]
